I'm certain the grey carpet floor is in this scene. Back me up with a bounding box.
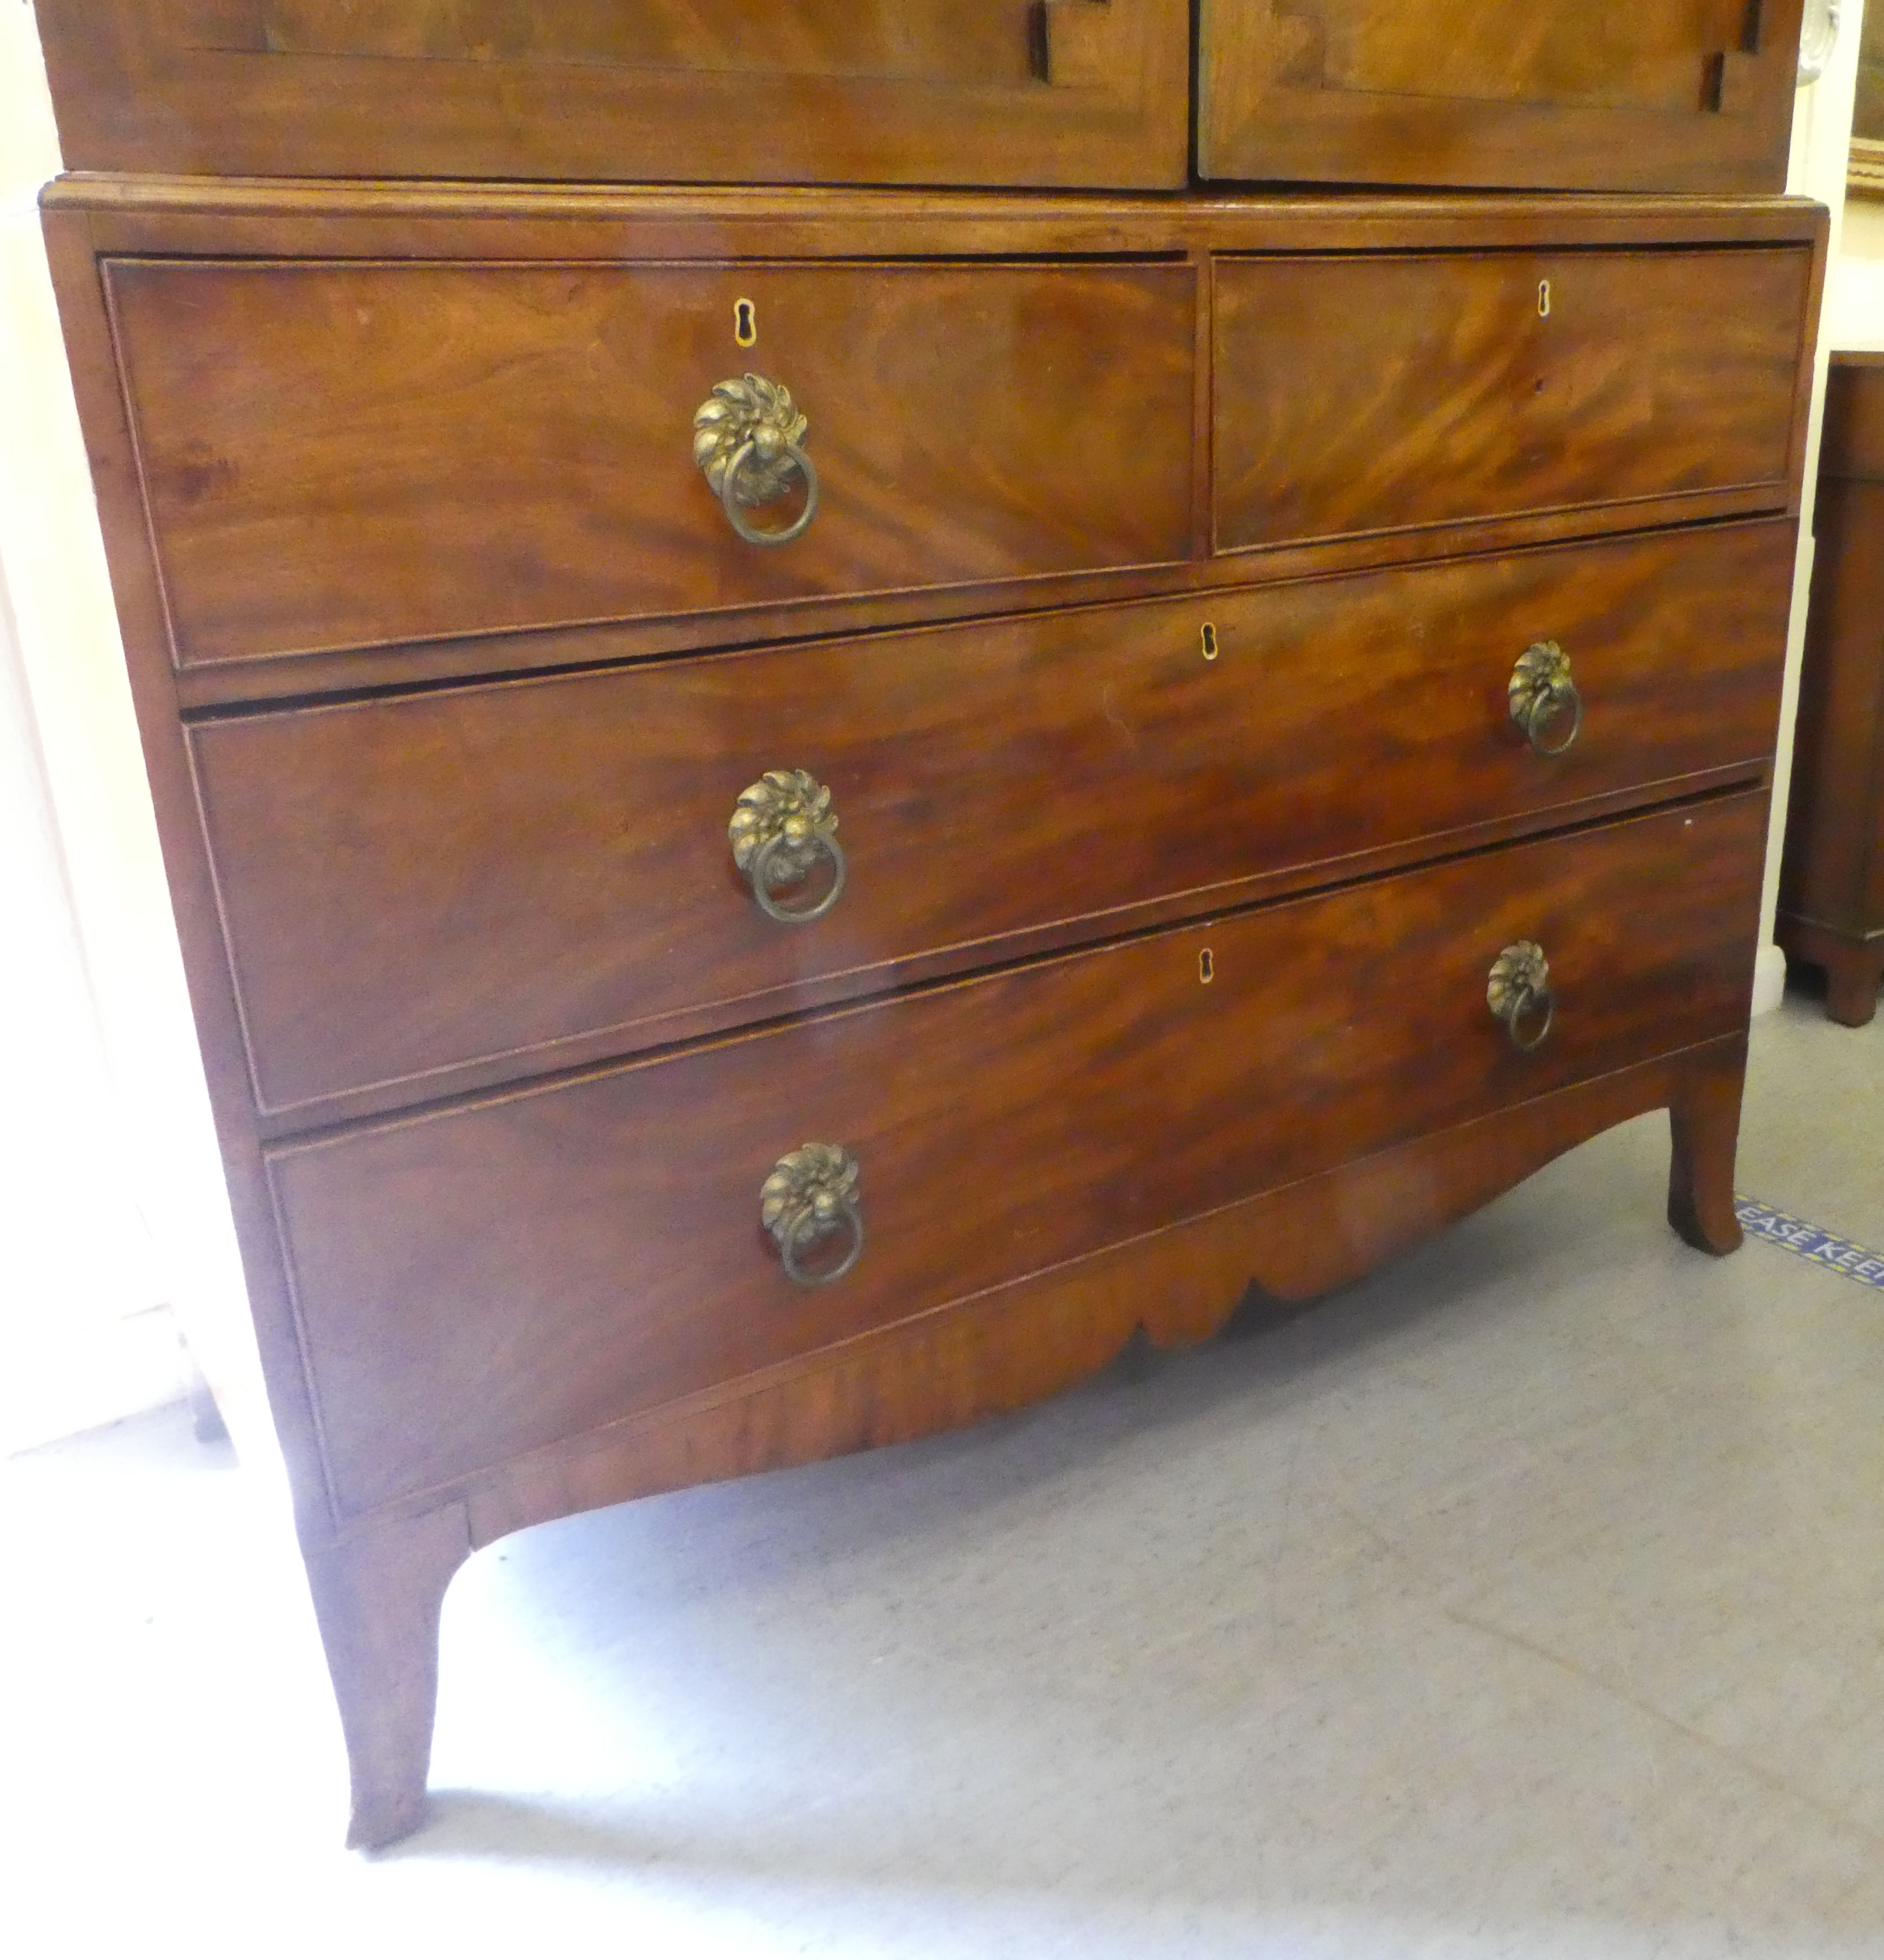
[1740,986,1884,1249]
[3,986,1881,1958]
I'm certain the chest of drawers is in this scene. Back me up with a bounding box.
[35,2,1823,1852]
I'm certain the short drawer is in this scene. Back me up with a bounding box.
[193,522,1792,1121]
[1213,247,1810,552]
[105,256,1197,669]
[270,792,1766,1517]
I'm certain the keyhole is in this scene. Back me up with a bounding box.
[1200,622,1218,662]
[1537,280,1552,319]
[1198,948,1215,985]
[734,297,757,347]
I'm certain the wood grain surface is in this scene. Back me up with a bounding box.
[48,177,1827,252]
[461,1032,1753,1549]
[267,792,1767,1518]
[1198,0,1805,195]
[192,521,1792,1122]
[106,256,1197,667]
[51,189,1821,704]
[33,0,1190,189]
[1213,246,1811,553]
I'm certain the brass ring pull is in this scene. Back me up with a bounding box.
[719,438,819,546]
[1488,940,1556,1053]
[693,373,819,548]
[762,1143,863,1288]
[729,770,846,924]
[1508,641,1584,757]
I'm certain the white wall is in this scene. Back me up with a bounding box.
[1828,196,1884,346]
[1824,0,1884,351]
[0,550,175,1450]
[0,8,271,1465]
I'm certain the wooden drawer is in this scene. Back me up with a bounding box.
[1213,247,1810,554]
[270,792,1766,1517]
[37,1,1189,190]
[105,256,1197,669]
[193,523,1791,1124]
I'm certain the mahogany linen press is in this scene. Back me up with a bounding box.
[31,1,1824,1845]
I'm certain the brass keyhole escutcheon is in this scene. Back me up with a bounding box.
[1198,948,1215,985]
[1200,622,1219,662]
[1538,279,1552,318]
[733,297,757,347]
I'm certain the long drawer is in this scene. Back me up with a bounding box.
[105,256,1197,668]
[270,792,1767,1517]
[1213,247,1810,552]
[194,522,1791,1122]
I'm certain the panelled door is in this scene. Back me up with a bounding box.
[1198,0,1806,194]
[36,0,1190,189]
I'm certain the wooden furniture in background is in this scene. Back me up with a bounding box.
[1778,352,1884,1024]
[33,1,1822,1851]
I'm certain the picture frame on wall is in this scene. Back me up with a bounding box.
[1849,3,1884,193]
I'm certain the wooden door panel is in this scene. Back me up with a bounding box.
[37,0,1190,188]
[1269,1,1747,110]
[235,1,1030,82]
[1199,0,1805,193]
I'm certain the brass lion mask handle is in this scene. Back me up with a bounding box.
[1488,940,1556,1053]
[729,769,846,924]
[762,1143,863,1288]
[1508,640,1584,757]
[693,372,819,546]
